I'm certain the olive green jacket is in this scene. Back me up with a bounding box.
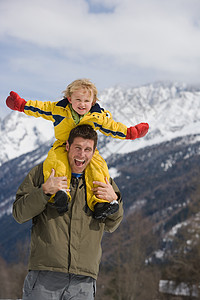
[13,163,123,280]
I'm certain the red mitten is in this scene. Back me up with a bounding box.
[126,123,149,140]
[6,91,27,112]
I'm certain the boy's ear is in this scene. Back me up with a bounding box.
[66,141,69,151]
[68,97,71,103]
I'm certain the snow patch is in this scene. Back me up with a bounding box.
[109,167,120,178]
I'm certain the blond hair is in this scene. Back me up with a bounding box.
[63,78,98,105]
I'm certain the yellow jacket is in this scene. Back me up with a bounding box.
[24,99,128,211]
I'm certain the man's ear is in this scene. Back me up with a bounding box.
[66,141,69,151]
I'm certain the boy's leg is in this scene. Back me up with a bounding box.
[43,145,71,212]
[85,149,119,219]
[93,200,119,219]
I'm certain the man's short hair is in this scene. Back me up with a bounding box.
[68,125,97,151]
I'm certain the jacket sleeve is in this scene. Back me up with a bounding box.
[24,100,57,122]
[12,164,50,224]
[104,178,124,233]
[94,109,128,140]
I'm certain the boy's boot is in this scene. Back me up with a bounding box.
[93,201,119,219]
[54,190,68,214]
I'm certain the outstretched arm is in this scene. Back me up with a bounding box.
[6,91,56,122]
[95,106,149,140]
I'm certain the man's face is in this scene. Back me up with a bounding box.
[68,88,93,115]
[66,137,95,173]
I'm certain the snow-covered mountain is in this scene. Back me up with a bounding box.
[0,112,55,166]
[99,81,200,156]
[1,81,200,166]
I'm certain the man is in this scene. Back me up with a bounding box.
[13,124,123,300]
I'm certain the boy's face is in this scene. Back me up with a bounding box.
[68,88,93,115]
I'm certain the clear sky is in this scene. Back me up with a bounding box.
[0,0,200,119]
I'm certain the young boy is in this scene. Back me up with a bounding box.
[6,79,149,219]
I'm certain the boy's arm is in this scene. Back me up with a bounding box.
[97,108,149,140]
[6,91,56,122]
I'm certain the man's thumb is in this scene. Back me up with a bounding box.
[50,169,55,177]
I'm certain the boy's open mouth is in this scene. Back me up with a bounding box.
[75,159,85,166]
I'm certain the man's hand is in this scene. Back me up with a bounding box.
[6,91,27,112]
[92,177,118,202]
[42,169,69,195]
